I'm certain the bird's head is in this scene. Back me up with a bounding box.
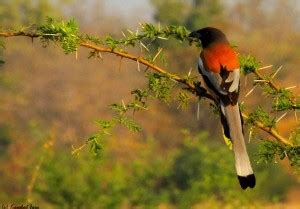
[189,27,228,48]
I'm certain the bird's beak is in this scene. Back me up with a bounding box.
[188,31,201,39]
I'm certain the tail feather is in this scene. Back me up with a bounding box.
[238,174,256,189]
[222,103,256,189]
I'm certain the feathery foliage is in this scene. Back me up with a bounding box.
[1,17,300,171]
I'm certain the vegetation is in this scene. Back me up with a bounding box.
[0,0,299,208]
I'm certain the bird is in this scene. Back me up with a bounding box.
[189,27,255,189]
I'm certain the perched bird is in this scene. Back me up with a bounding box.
[189,27,255,189]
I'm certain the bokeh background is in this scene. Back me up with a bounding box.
[0,0,300,208]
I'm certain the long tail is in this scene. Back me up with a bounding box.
[222,103,256,189]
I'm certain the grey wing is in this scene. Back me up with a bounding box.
[198,58,240,97]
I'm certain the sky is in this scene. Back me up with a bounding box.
[104,0,153,21]
[80,0,299,30]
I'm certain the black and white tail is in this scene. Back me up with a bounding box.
[222,103,256,189]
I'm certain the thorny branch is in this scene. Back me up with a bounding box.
[254,68,299,110]
[0,31,293,146]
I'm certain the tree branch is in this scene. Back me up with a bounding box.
[254,69,299,110]
[0,31,40,38]
[0,31,292,146]
[242,113,292,145]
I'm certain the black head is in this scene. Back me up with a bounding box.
[189,27,229,48]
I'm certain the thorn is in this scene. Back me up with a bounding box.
[139,43,143,53]
[136,28,139,36]
[118,57,122,72]
[244,85,257,98]
[158,22,161,31]
[271,66,282,79]
[254,79,267,83]
[258,65,273,71]
[75,48,78,60]
[152,48,163,62]
[188,68,193,77]
[248,127,253,143]
[137,59,141,72]
[127,29,133,34]
[121,31,126,38]
[197,101,200,120]
[43,33,60,37]
[285,85,297,90]
[140,41,149,51]
[121,99,127,110]
[294,109,298,124]
[98,51,103,60]
[157,36,168,40]
[169,78,178,83]
[275,97,279,111]
[144,66,149,73]
[276,112,287,123]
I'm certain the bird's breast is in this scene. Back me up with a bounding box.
[201,43,240,73]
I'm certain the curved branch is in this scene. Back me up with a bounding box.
[242,113,292,145]
[0,31,40,38]
[0,31,292,146]
[254,69,299,110]
[254,69,279,91]
[80,43,187,84]
[79,42,216,102]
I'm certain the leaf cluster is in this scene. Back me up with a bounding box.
[1,17,300,170]
[86,23,190,50]
[258,141,300,169]
[146,72,176,103]
[247,107,276,128]
[35,132,294,208]
[38,17,80,54]
[240,55,300,167]
[239,54,260,75]
[240,55,300,111]
[264,86,296,111]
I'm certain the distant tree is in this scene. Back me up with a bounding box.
[1,17,299,168]
[0,0,73,26]
[0,17,300,207]
[151,0,223,30]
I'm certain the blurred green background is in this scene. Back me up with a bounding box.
[0,0,300,208]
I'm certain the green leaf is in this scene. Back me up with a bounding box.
[114,116,142,132]
[272,88,294,111]
[38,17,80,54]
[177,92,190,109]
[257,141,300,169]
[110,103,127,114]
[247,107,276,128]
[95,120,113,130]
[239,54,260,75]
[167,25,189,42]
[147,72,175,103]
[290,127,300,145]
[131,89,149,103]
[87,134,104,156]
